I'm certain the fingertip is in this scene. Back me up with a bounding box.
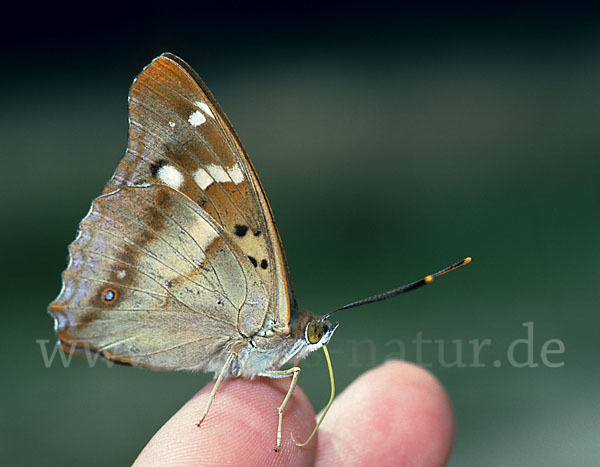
[134,377,317,466]
[316,361,454,467]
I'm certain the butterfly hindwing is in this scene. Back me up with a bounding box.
[50,184,271,369]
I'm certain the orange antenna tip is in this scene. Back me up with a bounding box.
[464,257,472,264]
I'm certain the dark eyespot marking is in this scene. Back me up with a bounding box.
[166,280,174,288]
[260,259,268,269]
[217,299,223,306]
[149,160,167,177]
[234,224,248,237]
[248,256,258,267]
[102,288,117,304]
[254,230,262,237]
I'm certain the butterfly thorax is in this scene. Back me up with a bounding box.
[219,310,337,378]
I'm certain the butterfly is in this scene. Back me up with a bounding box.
[48,53,470,452]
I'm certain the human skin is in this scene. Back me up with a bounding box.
[134,361,454,466]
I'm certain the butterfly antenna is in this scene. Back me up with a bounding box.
[322,257,471,321]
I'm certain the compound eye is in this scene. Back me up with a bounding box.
[306,321,324,344]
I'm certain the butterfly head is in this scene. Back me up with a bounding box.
[304,318,339,348]
[290,310,337,357]
[284,311,339,365]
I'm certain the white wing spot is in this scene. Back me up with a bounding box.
[196,101,215,119]
[228,163,245,183]
[194,167,213,190]
[117,270,126,279]
[169,121,176,128]
[188,110,206,126]
[194,164,245,189]
[207,164,229,182]
[158,165,184,190]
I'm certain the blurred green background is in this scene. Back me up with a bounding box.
[2,3,599,466]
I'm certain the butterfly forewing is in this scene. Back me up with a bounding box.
[107,54,295,325]
[49,54,296,369]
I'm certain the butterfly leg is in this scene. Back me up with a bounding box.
[261,367,301,452]
[196,351,237,427]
